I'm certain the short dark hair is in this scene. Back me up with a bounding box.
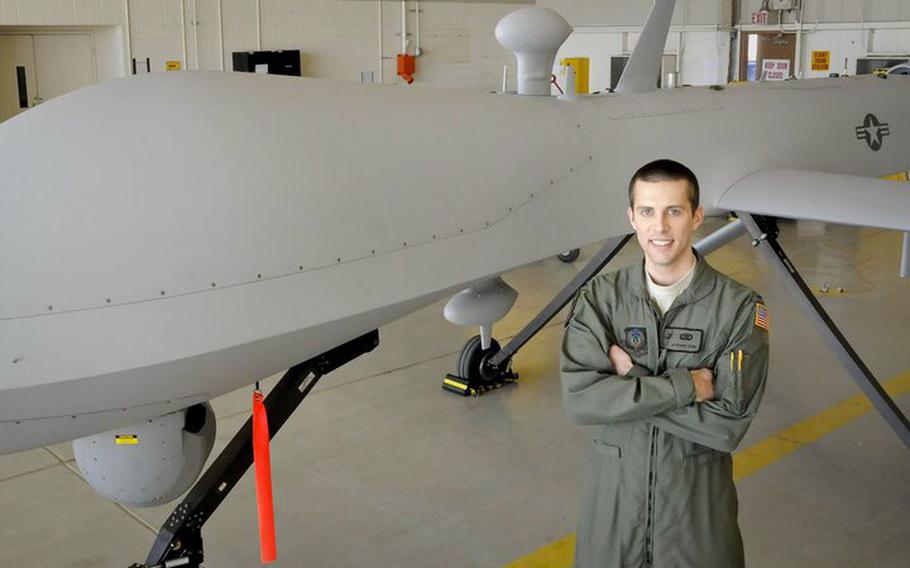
[628,159,700,210]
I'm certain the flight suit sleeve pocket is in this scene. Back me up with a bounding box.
[592,439,622,458]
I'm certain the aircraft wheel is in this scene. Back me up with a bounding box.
[557,248,580,263]
[458,335,502,384]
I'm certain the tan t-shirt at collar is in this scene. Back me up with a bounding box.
[645,259,697,316]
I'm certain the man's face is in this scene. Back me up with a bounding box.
[627,178,704,270]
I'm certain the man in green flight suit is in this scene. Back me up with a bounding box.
[561,159,770,568]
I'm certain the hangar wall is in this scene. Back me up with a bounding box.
[542,0,733,90]
[543,0,910,91]
[551,23,732,91]
[737,0,910,78]
[739,0,910,23]
[0,0,525,90]
[2,1,909,94]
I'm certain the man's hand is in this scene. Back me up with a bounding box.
[608,344,634,376]
[608,344,714,401]
[690,368,715,402]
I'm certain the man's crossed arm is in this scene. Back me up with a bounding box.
[608,344,716,403]
[561,291,769,452]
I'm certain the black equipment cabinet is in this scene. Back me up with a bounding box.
[232,50,301,76]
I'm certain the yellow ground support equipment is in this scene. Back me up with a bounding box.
[560,57,590,94]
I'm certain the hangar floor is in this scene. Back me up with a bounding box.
[1,219,908,567]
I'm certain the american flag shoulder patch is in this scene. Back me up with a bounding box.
[754,302,769,332]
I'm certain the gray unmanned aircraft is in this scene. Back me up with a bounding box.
[0,1,908,566]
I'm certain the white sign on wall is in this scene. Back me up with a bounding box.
[761,58,790,81]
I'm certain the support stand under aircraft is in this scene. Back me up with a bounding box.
[737,214,910,448]
[130,331,379,568]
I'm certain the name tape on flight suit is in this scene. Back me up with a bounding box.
[662,327,703,352]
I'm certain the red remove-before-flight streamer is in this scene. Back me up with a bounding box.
[252,390,276,564]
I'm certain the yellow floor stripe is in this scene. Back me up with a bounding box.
[733,371,910,479]
[881,171,909,181]
[505,371,910,568]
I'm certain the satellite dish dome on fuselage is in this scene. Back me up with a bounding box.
[495,7,572,96]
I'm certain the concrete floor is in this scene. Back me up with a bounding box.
[1,220,908,567]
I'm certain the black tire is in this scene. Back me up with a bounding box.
[457,335,501,384]
[557,248,580,263]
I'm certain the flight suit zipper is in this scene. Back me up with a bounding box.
[644,301,681,565]
[644,424,659,565]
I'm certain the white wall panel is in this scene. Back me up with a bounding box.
[555,26,729,92]
[869,26,910,54]
[554,31,623,92]
[681,29,730,84]
[95,25,126,80]
[796,28,863,77]
[541,0,731,27]
[867,0,910,22]
[0,1,522,90]
[740,0,910,24]
[73,1,104,24]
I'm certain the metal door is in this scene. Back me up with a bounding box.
[739,32,796,81]
[33,34,96,102]
[0,35,38,122]
[0,33,96,123]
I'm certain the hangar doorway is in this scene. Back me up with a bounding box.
[0,33,96,123]
[739,32,796,81]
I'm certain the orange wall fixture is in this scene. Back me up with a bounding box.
[398,54,416,84]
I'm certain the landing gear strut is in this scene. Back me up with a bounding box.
[443,235,634,397]
[484,235,633,376]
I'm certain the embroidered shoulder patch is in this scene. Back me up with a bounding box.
[754,302,769,332]
[622,326,649,356]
